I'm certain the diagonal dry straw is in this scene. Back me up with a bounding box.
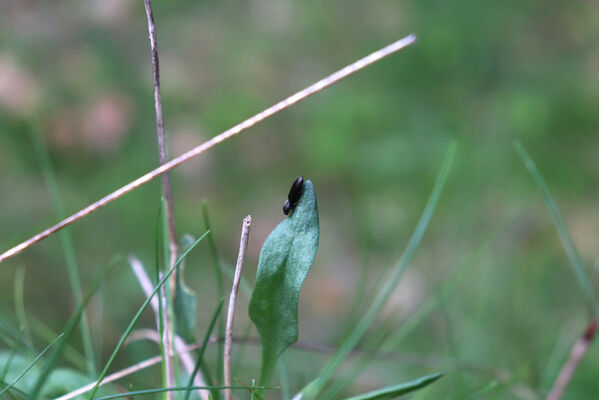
[0,34,417,263]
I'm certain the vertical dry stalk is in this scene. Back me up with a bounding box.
[142,2,177,396]
[0,34,416,264]
[224,215,252,400]
[143,0,179,268]
[546,319,597,400]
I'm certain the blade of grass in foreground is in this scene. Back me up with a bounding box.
[184,298,225,400]
[343,372,443,400]
[0,378,27,400]
[298,142,456,399]
[514,141,599,316]
[29,120,96,376]
[27,315,87,371]
[31,254,123,399]
[86,231,210,400]
[201,202,225,391]
[0,316,35,353]
[0,333,64,397]
[94,385,277,400]
[320,226,504,400]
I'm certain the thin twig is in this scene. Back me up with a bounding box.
[225,215,251,400]
[546,319,597,400]
[0,34,417,264]
[142,3,178,393]
[143,0,179,269]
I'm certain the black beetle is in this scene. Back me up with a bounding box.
[283,176,304,216]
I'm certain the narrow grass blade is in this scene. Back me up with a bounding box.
[1,346,18,382]
[0,316,34,353]
[184,298,225,400]
[201,201,225,391]
[299,142,456,399]
[27,315,87,371]
[14,268,31,342]
[154,202,169,397]
[86,231,210,400]
[514,141,599,315]
[343,372,443,400]
[0,333,64,397]
[94,385,277,400]
[0,378,28,399]
[30,254,123,399]
[29,119,96,375]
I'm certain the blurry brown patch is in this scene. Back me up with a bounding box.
[0,53,41,116]
[47,92,132,155]
[86,0,135,26]
[81,93,131,153]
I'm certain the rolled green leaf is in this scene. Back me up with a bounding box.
[249,180,320,388]
[343,372,443,400]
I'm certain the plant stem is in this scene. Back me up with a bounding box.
[225,216,251,400]
[546,319,597,400]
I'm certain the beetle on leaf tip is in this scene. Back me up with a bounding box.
[283,176,304,216]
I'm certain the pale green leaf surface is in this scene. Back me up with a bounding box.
[249,180,319,387]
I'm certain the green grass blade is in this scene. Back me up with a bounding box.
[0,316,35,353]
[201,201,225,391]
[184,298,225,400]
[343,372,443,400]
[0,333,64,397]
[86,230,210,400]
[154,202,168,398]
[29,119,96,376]
[514,141,599,315]
[323,220,510,400]
[93,385,277,400]
[0,378,28,400]
[27,315,87,371]
[1,345,18,382]
[299,142,456,399]
[31,254,123,399]
[14,268,31,342]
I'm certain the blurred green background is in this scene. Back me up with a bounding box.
[1,0,599,398]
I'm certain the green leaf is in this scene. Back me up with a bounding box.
[343,373,443,400]
[249,180,320,388]
[514,141,599,315]
[175,234,199,342]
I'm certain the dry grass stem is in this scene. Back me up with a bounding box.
[546,319,597,400]
[0,34,416,264]
[143,0,179,269]
[224,215,251,400]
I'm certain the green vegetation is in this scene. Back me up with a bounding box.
[1,1,599,399]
